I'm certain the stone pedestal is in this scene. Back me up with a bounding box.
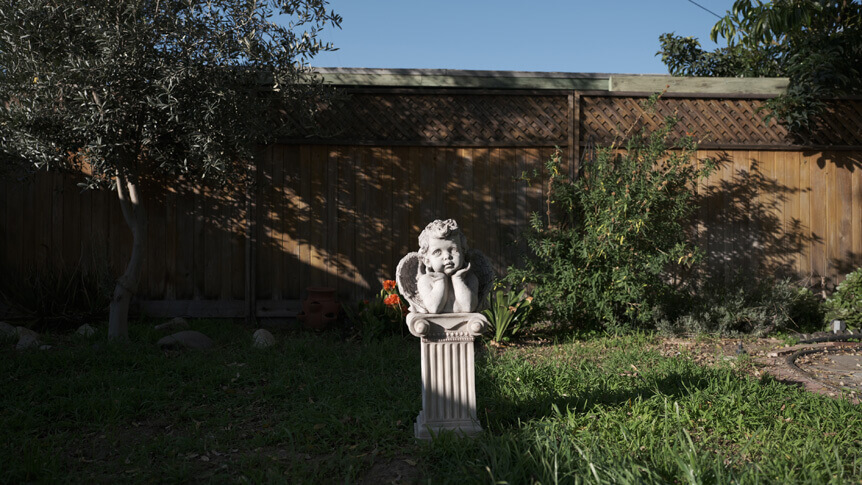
[406,312,488,440]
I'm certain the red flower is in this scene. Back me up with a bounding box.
[383,280,397,291]
[383,294,400,307]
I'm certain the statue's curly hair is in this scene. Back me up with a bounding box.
[417,219,468,256]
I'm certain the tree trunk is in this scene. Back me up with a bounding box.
[108,173,147,340]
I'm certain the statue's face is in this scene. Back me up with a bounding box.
[424,237,464,275]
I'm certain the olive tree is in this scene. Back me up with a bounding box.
[0,0,341,339]
[658,0,861,130]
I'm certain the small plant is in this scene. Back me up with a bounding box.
[482,286,533,343]
[825,267,862,329]
[343,280,408,341]
[0,262,112,330]
[659,275,825,336]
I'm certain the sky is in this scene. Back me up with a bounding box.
[307,0,736,75]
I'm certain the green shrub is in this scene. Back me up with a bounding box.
[506,112,712,331]
[825,267,862,328]
[343,280,407,341]
[0,262,112,330]
[659,275,825,336]
[482,286,534,343]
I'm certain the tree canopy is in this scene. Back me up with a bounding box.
[0,0,341,339]
[658,0,861,130]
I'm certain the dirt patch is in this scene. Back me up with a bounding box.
[360,454,422,485]
[657,336,862,403]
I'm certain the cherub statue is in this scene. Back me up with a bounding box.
[396,219,494,314]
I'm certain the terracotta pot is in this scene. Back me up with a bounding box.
[296,287,340,331]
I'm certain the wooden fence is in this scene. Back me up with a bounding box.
[1,83,861,318]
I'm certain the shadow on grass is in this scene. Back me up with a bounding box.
[479,364,713,432]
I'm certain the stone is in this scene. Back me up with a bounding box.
[396,219,493,440]
[155,317,190,332]
[76,324,97,337]
[832,319,847,334]
[157,330,214,351]
[0,321,15,342]
[252,329,276,349]
[39,344,53,351]
[16,334,40,350]
[15,326,39,340]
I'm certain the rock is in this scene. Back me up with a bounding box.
[0,321,15,341]
[15,326,39,340]
[155,317,190,333]
[16,334,40,350]
[252,329,276,349]
[157,330,214,351]
[76,324,97,337]
[39,344,53,351]
[833,319,847,334]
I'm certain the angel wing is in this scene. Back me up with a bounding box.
[467,249,495,311]
[396,252,427,313]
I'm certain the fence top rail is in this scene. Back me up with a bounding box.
[313,67,790,95]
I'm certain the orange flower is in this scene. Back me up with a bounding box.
[383,280,397,291]
[383,294,400,307]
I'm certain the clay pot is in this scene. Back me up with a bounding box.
[296,287,340,331]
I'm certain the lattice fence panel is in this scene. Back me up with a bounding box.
[581,97,862,147]
[284,93,570,145]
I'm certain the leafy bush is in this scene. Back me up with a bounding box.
[343,280,407,341]
[658,275,825,336]
[482,286,534,343]
[825,267,862,329]
[506,112,712,331]
[0,263,112,330]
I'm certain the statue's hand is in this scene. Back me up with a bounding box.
[452,263,471,281]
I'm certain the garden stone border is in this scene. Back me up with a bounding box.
[758,341,862,404]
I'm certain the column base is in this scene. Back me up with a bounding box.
[414,410,483,440]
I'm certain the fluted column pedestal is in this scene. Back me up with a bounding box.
[406,312,489,440]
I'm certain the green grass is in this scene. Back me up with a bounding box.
[2,323,861,483]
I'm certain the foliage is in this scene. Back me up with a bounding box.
[825,267,862,328]
[0,0,341,338]
[482,285,534,343]
[0,263,112,331]
[0,0,341,185]
[658,0,862,130]
[659,275,825,336]
[343,280,408,341]
[658,33,784,77]
[506,113,713,330]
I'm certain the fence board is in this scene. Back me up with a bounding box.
[798,154,812,280]
[283,145,302,299]
[147,183,166,299]
[809,152,829,284]
[271,145,285,300]
[835,152,854,283]
[175,187,194,299]
[784,151,802,277]
[33,172,51,272]
[6,174,23,274]
[392,147,411,272]
[336,146,357,299]
[853,158,862,273]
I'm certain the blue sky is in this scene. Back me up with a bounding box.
[308,0,735,74]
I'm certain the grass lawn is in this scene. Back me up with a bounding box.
[2,320,861,484]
